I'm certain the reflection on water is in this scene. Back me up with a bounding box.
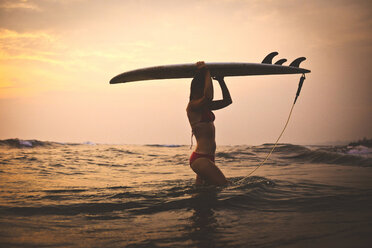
[188,189,219,248]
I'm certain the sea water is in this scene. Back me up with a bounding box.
[0,140,371,247]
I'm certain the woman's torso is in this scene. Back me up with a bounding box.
[186,105,216,155]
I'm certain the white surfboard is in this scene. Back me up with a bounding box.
[109,52,311,84]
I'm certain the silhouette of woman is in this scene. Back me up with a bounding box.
[187,61,232,185]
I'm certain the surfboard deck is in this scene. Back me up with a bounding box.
[109,53,311,84]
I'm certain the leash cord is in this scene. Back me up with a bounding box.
[245,102,295,178]
[238,74,306,182]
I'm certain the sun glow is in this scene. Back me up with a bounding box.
[0,0,371,144]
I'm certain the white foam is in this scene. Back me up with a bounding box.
[346,145,371,155]
[19,140,33,147]
[83,141,96,145]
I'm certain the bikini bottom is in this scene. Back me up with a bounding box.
[189,152,215,166]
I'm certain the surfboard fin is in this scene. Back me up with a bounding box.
[289,57,306,67]
[275,59,287,65]
[262,52,278,64]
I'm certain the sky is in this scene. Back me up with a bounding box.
[0,0,371,145]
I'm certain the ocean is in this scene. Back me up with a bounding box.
[0,139,371,248]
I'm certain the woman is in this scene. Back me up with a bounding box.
[187,61,232,185]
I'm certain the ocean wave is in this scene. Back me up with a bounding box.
[0,202,140,216]
[346,145,372,155]
[247,143,372,166]
[283,149,372,166]
[257,143,310,153]
[229,176,276,189]
[1,176,371,218]
[0,138,58,148]
[104,147,137,154]
[216,152,236,159]
[82,141,96,145]
[0,177,273,216]
[145,144,183,148]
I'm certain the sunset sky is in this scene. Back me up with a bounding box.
[0,0,371,145]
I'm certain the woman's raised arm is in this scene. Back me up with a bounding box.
[188,62,214,110]
[210,77,232,110]
[197,61,213,101]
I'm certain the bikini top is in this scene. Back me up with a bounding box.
[190,109,215,131]
[200,109,215,123]
[190,109,215,149]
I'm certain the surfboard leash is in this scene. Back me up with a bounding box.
[239,73,306,181]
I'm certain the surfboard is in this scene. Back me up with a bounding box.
[109,52,311,84]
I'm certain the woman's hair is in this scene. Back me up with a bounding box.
[189,69,205,101]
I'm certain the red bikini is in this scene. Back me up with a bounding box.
[189,152,215,165]
[189,109,216,164]
[200,110,215,123]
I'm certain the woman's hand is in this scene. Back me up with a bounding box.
[196,61,207,69]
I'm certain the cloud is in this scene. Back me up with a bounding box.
[0,28,51,38]
[0,0,41,11]
[0,27,155,74]
[0,28,63,64]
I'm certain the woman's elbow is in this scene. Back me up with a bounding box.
[204,94,213,102]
